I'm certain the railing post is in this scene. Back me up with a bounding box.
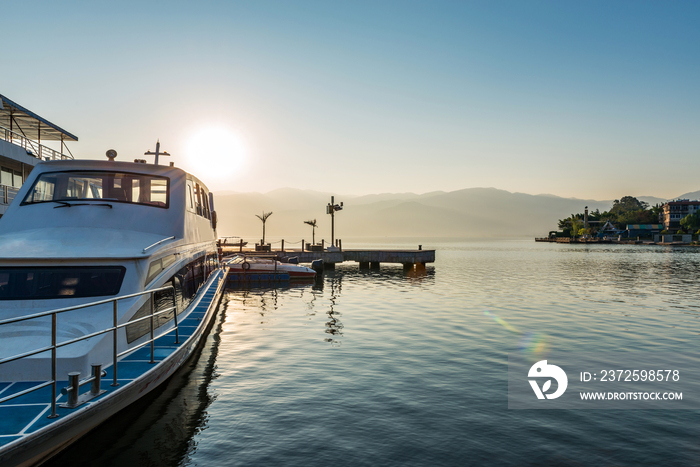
[90,364,103,395]
[48,313,58,418]
[149,292,155,364]
[172,289,180,345]
[112,299,119,387]
[66,372,80,407]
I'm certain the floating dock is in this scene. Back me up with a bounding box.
[222,247,435,270]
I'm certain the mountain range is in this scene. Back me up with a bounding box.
[213,187,695,240]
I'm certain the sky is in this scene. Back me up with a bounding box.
[4,1,700,199]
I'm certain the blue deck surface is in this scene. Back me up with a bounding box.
[0,270,223,449]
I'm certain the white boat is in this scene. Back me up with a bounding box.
[226,255,316,279]
[0,148,227,466]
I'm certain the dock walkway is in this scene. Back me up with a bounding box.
[221,247,435,270]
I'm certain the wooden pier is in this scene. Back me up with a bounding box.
[221,246,435,270]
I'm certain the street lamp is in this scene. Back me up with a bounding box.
[327,196,343,247]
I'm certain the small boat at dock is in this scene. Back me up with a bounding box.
[225,255,316,279]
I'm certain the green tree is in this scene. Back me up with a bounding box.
[555,196,656,234]
[680,211,700,232]
[571,218,582,238]
[610,196,649,214]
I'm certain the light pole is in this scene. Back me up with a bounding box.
[327,196,343,246]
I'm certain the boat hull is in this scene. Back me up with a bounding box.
[228,266,316,279]
[0,269,227,467]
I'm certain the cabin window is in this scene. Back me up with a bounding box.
[185,177,212,221]
[22,171,170,208]
[1,168,12,187]
[1,169,22,188]
[126,252,217,343]
[186,184,195,212]
[127,254,209,343]
[145,254,178,286]
[0,266,126,300]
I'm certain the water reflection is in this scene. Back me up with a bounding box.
[44,264,436,466]
[321,274,343,346]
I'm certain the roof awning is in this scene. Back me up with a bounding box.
[0,94,78,142]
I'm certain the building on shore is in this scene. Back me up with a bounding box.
[626,224,664,237]
[0,94,77,218]
[659,200,700,231]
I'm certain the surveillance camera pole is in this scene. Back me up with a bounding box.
[327,196,343,246]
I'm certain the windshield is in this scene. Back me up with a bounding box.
[22,171,169,208]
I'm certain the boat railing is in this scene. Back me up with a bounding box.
[143,235,176,253]
[1,184,19,206]
[0,125,74,161]
[0,285,178,419]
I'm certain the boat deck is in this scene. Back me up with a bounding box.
[0,271,223,449]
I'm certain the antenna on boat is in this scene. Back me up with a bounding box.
[144,140,170,165]
[106,149,117,161]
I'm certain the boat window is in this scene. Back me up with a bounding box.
[186,183,195,213]
[0,266,126,300]
[1,168,12,187]
[145,254,178,285]
[194,183,203,216]
[127,253,214,343]
[22,171,170,208]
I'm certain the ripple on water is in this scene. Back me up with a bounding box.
[47,240,700,467]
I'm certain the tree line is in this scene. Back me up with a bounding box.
[557,196,663,237]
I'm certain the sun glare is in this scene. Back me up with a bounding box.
[184,127,246,181]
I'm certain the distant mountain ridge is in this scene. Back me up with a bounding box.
[213,188,691,239]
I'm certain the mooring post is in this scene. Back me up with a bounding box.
[281,239,285,252]
[419,245,422,250]
[302,239,305,252]
[322,239,325,249]
[339,239,342,251]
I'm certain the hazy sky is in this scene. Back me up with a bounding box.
[4,1,699,199]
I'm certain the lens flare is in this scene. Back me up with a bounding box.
[483,310,549,359]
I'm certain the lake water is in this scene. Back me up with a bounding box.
[49,239,700,466]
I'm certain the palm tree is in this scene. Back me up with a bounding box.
[304,219,317,244]
[256,211,273,244]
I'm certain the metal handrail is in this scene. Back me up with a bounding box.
[0,125,73,161]
[143,236,176,253]
[0,285,177,418]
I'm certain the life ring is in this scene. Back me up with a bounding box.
[242,260,251,271]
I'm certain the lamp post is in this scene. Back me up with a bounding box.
[327,196,343,246]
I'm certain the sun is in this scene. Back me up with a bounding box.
[184,127,247,181]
